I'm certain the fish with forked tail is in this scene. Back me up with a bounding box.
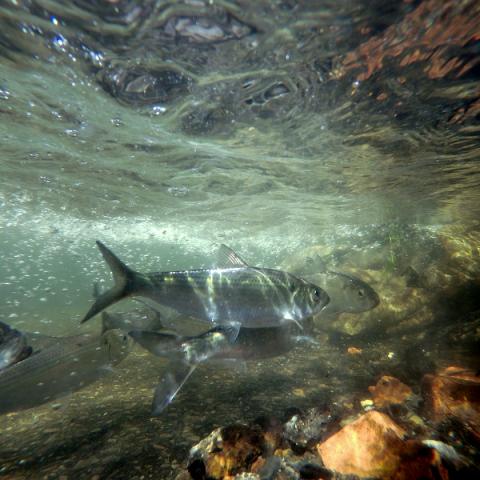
[81,242,329,328]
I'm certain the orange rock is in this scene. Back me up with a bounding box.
[317,411,406,478]
[347,346,362,355]
[368,376,413,408]
[422,366,480,439]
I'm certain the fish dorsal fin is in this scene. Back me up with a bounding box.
[218,244,249,267]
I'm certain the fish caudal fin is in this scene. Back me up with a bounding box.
[81,241,137,324]
[152,363,196,416]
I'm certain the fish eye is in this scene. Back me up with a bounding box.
[313,289,321,301]
[289,282,296,293]
[358,290,364,297]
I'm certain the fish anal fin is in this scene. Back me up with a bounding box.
[152,363,196,416]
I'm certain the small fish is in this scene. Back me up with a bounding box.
[93,282,164,333]
[81,242,329,328]
[130,323,241,415]
[0,328,132,415]
[0,321,32,370]
[302,271,379,315]
[130,321,314,415]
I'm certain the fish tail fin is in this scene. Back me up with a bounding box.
[81,241,137,324]
[152,363,196,416]
[92,281,102,300]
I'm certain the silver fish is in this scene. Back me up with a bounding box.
[0,321,32,370]
[81,242,330,328]
[130,321,313,415]
[0,329,132,415]
[303,271,379,315]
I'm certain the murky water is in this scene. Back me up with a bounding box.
[0,1,479,479]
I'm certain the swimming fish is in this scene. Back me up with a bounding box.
[130,320,315,415]
[302,271,379,315]
[81,242,330,328]
[282,251,379,314]
[0,321,32,370]
[0,328,132,415]
[92,282,164,333]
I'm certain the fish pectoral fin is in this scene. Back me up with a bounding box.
[152,363,196,416]
[217,244,249,267]
[282,316,303,330]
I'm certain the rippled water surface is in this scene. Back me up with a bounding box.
[0,0,479,479]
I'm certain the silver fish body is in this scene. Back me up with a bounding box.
[130,321,312,415]
[81,242,329,328]
[131,322,307,363]
[0,329,131,415]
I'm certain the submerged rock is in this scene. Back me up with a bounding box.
[283,408,333,452]
[368,376,413,408]
[422,366,480,440]
[188,424,267,480]
[316,411,406,478]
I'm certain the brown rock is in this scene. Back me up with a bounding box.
[317,411,406,478]
[189,424,266,480]
[391,440,449,480]
[368,376,413,408]
[422,366,480,439]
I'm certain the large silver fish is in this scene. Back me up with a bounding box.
[81,242,330,328]
[0,321,32,370]
[0,329,132,415]
[129,321,314,415]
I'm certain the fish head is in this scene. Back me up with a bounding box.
[101,328,133,363]
[334,272,380,312]
[293,278,330,317]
